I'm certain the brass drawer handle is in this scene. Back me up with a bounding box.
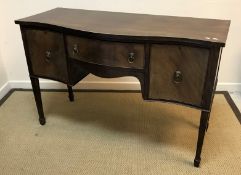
[128,52,135,63]
[173,70,183,83]
[73,44,79,55]
[45,50,51,62]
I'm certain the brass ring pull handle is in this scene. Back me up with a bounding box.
[173,70,183,83]
[73,44,79,55]
[128,52,135,63]
[45,50,51,62]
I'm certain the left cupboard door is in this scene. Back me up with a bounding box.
[24,29,68,83]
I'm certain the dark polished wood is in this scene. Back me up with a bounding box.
[15,8,230,167]
[30,77,45,125]
[25,29,68,83]
[15,8,230,46]
[201,47,222,110]
[67,61,89,86]
[67,85,74,101]
[149,45,209,106]
[194,111,210,167]
[66,35,145,69]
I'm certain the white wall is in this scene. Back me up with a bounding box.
[0,51,8,88]
[0,3,8,92]
[0,0,241,91]
[0,49,9,99]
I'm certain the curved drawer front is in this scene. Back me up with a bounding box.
[149,45,209,106]
[25,29,68,82]
[66,36,145,69]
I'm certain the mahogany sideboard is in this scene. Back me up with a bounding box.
[15,8,230,167]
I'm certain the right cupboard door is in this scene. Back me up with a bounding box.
[149,44,209,107]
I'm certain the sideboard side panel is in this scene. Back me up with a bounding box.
[20,26,34,76]
[201,47,222,110]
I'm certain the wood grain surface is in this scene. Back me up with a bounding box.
[15,8,230,46]
[149,44,209,106]
[66,36,145,69]
[25,29,68,82]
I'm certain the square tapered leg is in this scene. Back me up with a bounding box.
[194,111,209,167]
[67,85,74,102]
[30,77,46,125]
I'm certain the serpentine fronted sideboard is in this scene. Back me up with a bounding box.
[15,8,230,167]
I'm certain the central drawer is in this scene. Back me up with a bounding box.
[66,36,145,69]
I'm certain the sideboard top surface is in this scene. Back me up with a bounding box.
[15,8,230,46]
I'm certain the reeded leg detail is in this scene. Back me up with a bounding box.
[30,77,46,125]
[194,111,209,167]
[67,85,74,102]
